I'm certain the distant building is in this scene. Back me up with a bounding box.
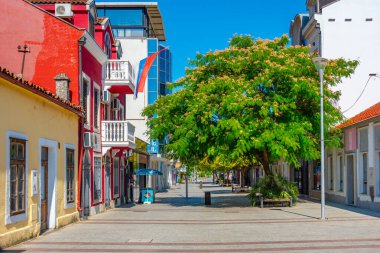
[290,0,380,118]
[97,2,173,191]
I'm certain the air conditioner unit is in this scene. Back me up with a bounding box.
[83,132,93,149]
[102,90,111,103]
[112,99,120,110]
[55,3,73,17]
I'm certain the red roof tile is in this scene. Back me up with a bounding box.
[0,67,83,115]
[337,102,380,129]
[28,0,88,4]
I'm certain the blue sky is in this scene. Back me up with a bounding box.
[100,0,307,82]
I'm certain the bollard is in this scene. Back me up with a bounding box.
[205,191,211,205]
[199,181,202,189]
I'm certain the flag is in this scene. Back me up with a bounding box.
[134,48,166,98]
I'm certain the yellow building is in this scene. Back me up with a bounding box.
[0,68,82,248]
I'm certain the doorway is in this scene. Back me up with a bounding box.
[295,161,309,195]
[40,147,48,231]
[105,156,111,208]
[346,155,355,205]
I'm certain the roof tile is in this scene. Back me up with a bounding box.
[337,102,380,129]
[0,67,83,114]
[28,0,88,5]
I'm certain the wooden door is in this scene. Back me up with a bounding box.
[346,155,355,205]
[41,147,48,230]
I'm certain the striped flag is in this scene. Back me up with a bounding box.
[134,48,166,98]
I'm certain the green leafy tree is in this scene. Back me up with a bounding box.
[143,35,358,178]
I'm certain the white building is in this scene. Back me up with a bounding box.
[326,102,380,211]
[290,0,380,118]
[97,2,173,191]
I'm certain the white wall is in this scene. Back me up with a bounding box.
[119,38,149,142]
[318,0,380,118]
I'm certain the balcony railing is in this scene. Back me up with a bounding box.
[105,60,135,85]
[101,120,136,148]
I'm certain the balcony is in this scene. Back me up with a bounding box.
[105,60,135,94]
[101,121,136,149]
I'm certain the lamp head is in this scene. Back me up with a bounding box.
[312,57,328,71]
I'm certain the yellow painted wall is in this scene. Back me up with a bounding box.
[0,77,79,248]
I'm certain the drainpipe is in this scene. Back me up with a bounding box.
[77,36,86,217]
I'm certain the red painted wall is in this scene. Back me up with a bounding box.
[32,4,89,30]
[0,0,83,104]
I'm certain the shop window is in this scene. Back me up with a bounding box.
[313,160,321,190]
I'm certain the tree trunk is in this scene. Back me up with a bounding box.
[240,168,246,187]
[257,149,273,177]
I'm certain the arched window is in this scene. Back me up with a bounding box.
[104,33,111,59]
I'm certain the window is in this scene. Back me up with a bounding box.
[377,152,380,196]
[361,153,368,194]
[89,15,95,37]
[94,86,100,129]
[375,125,380,150]
[105,104,110,120]
[66,149,75,204]
[120,106,124,121]
[104,33,111,58]
[328,156,334,190]
[338,156,343,192]
[103,9,144,26]
[113,157,119,196]
[10,138,26,215]
[94,157,102,203]
[82,78,90,125]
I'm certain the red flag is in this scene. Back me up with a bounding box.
[137,48,166,93]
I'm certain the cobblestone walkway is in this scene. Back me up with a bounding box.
[4,182,380,252]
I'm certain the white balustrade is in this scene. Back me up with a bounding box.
[105,60,134,83]
[101,121,136,146]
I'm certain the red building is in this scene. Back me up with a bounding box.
[1,0,136,217]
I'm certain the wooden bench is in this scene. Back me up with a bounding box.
[232,185,250,193]
[259,196,292,208]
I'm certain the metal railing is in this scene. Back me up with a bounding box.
[101,121,136,145]
[105,60,135,83]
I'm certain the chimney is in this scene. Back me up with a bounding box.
[54,73,71,101]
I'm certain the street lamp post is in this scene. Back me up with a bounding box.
[312,57,329,220]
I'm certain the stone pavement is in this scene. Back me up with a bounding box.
[4,181,380,253]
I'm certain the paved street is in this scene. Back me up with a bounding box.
[4,182,380,253]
